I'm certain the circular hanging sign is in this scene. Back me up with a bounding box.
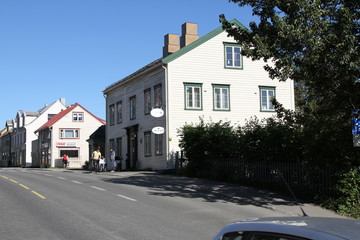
[152,126,165,134]
[150,108,164,117]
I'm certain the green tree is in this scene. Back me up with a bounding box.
[220,0,360,166]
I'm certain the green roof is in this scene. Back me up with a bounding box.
[162,19,247,64]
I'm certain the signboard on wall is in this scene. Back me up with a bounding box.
[150,108,164,118]
[56,142,77,147]
[152,126,165,135]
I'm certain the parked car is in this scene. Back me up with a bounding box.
[212,216,360,240]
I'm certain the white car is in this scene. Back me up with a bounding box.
[212,217,360,240]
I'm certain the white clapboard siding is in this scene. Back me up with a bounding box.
[166,31,294,155]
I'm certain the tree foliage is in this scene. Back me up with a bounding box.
[220,0,360,166]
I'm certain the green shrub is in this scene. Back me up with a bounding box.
[332,168,360,218]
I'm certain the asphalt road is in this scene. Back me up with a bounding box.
[0,168,341,240]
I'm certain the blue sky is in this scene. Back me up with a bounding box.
[0,0,257,127]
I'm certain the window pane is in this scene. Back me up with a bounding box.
[110,104,115,125]
[194,87,200,108]
[144,132,151,156]
[116,101,122,123]
[64,130,73,138]
[222,88,228,109]
[187,87,193,108]
[154,85,162,108]
[144,90,151,114]
[226,47,233,66]
[155,134,163,155]
[234,47,241,67]
[215,88,221,109]
[130,96,136,119]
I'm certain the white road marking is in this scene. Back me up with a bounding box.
[117,194,137,202]
[57,177,66,180]
[44,174,52,177]
[91,186,106,191]
[72,180,83,184]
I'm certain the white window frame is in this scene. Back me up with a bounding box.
[213,84,230,111]
[224,43,242,69]
[72,112,83,122]
[60,129,79,139]
[260,86,276,111]
[184,83,202,110]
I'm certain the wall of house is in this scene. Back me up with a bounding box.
[50,106,104,168]
[106,67,167,170]
[26,100,67,167]
[165,31,295,158]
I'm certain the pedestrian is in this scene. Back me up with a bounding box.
[110,148,116,172]
[92,149,101,173]
[99,156,106,172]
[62,154,68,169]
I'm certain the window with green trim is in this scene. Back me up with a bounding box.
[184,83,202,110]
[260,87,275,111]
[224,43,242,69]
[213,84,230,111]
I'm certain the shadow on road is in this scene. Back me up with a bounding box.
[103,172,297,209]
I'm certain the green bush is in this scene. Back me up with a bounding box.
[330,168,360,218]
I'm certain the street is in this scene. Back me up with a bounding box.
[0,168,340,240]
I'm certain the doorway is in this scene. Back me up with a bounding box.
[126,125,138,170]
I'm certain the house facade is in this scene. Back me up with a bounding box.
[103,20,295,170]
[2,98,67,167]
[34,103,106,168]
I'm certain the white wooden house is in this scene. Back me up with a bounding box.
[34,103,106,168]
[103,19,295,170]
[9,98,67,167]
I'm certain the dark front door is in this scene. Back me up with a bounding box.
[126,125,138,170]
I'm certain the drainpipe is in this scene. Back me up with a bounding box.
[162,64,170,169]
[103,93,108,169]
[49,127,52,168]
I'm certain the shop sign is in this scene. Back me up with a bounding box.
[56,142,76,147]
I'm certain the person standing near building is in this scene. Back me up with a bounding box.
[99,156,106,171]
[62,154,68,169]
[110,148,116,172]
[92,149,101,172]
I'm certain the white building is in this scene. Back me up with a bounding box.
[34,103,106,168]
[103,20,295,170]
[10,98,67,167]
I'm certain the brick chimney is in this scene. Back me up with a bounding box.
[163,33,180,58]
[180,22,199,48]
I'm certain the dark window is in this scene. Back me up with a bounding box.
[60,149,79,158]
